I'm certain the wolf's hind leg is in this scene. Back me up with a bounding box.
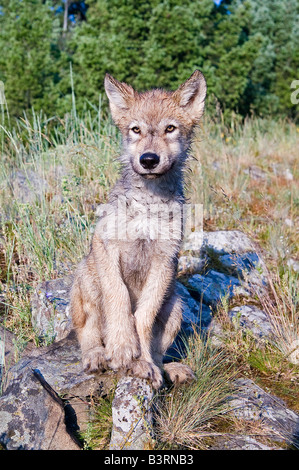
[152,291,195,385]
[163,362,195,385]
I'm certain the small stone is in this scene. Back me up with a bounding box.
[229,305,273,339]
[287,258,299,273]
[31,275,74,342]
[283,168,293,181]
[244,165,268,181]
[178,255,206,275]
[9,169,49,204]
[284,218,293,227]
[288,340,299,365]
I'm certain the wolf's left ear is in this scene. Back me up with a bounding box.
[173,70,207,122]
[104,74,135,118]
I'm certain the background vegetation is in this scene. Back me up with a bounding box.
[0,0,299,120]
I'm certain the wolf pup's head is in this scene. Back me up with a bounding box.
[104,71,206,179]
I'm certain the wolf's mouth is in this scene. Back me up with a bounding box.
[142,173,161,179]
[140,161,176,179]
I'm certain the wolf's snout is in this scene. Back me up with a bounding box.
[140,153,160,170]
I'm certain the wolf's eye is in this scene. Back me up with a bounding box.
[131,126,141,134]
[165,125,176,133]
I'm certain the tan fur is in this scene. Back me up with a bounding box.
[70,71,206,389]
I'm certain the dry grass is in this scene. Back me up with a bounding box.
[188,115,299,264]
[0,108,120,340]
[257,270,299,365]
[154,332,240,450]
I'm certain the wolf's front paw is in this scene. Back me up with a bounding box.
[130,359,163,390]
[82,346,107,373]
[105,336,141,371]
[164,362,195,385]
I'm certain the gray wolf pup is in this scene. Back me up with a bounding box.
[70,70,207,389]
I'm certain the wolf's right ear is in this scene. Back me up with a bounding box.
[104,74,135,118]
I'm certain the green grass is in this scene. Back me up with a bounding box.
[0,107,120,339]
[78,391,115,450]
[0,103,298,448]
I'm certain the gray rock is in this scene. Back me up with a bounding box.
[0,367,81,450]
[181,231,267,302]
[176,281,212,329]
[202,230,257,256]
[229,305,273,340]
[287,258,299,273]
[206,235,268,293]
[271,164,294,181]
[218,252,267,283]
[187,270,243,307]
[9,169,49,204]
[0,330,118,450]
[204,317,226,348]
[31,275,74,342]
[244,165,268,181]
[0,325,34,390]
[0,327,16,387]
[229,379,299,448]
[288,341,299,366]
[182,230,257,256]
[182,230,204,252]
[210,435,280,450]
[109,376,154,450]
[3,330,116,398]
[177,255,207,275]
[206,304,274,348]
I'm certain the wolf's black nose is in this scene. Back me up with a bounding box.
[140,153,160,170]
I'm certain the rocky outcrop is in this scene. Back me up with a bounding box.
[229,379,299,448]
[0,230,298,450]
[0,366,81,450]
[181,230,268,296]
[0,331,117,450]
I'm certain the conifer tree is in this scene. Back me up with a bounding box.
[0,0,63,117]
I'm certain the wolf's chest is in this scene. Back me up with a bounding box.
[125,199,183,242]
[120,239,155,283]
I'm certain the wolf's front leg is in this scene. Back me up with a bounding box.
[71,278,107,372]
[132,257,175,389]
[92,236,141,370]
